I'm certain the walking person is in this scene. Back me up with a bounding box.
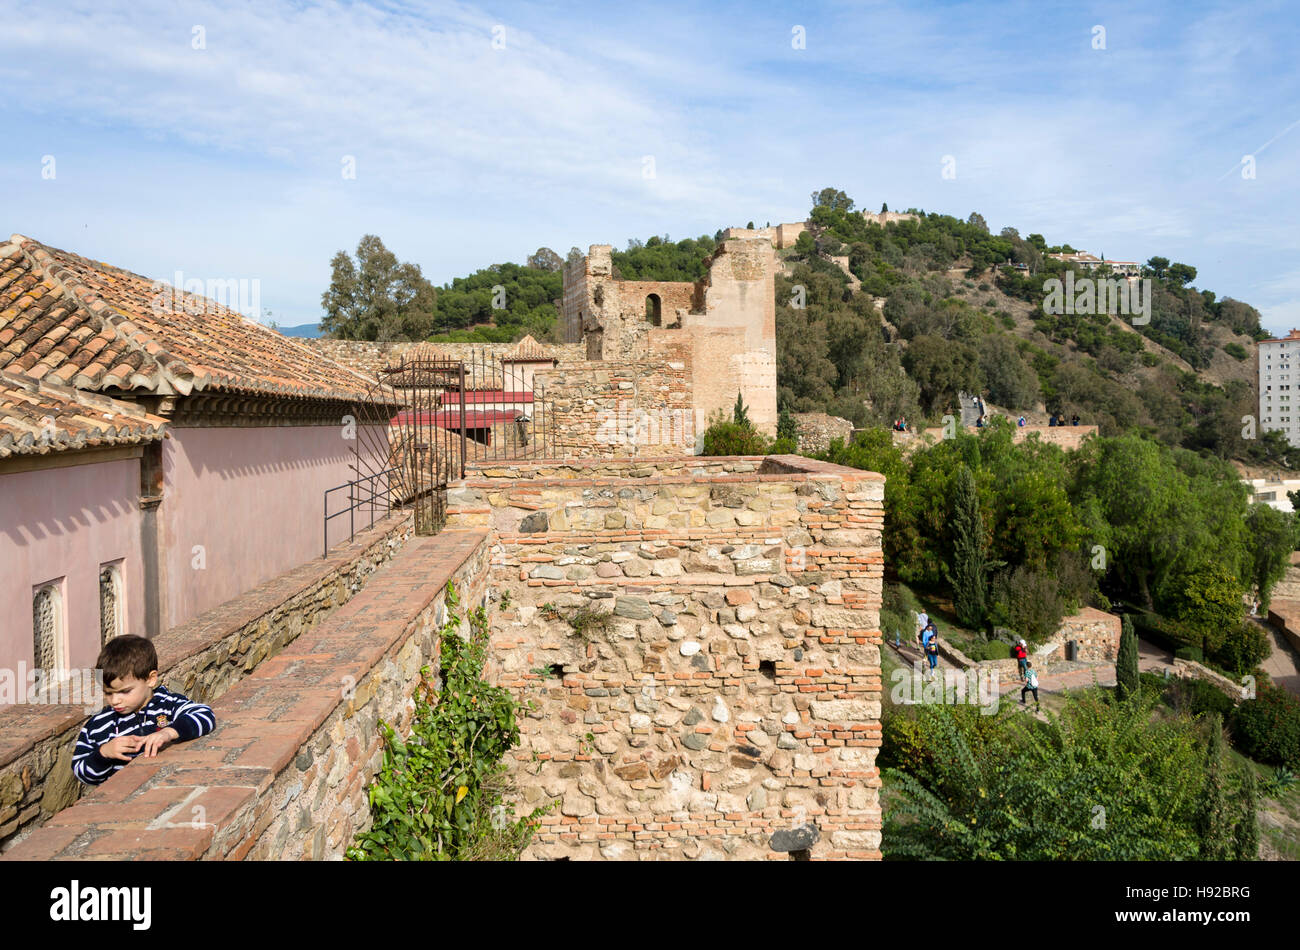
[921,622,940,678]
[1020,661,1040,710]
[1013,639,1028,681]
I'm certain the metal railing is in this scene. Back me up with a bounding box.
[323,467,398,557]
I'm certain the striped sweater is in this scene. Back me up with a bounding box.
[72,685,216,786]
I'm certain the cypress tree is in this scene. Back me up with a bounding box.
[945,464,989,628]
[1196,713,1233,860]
[1233,764,1259,860]
[1116,614,1140,701]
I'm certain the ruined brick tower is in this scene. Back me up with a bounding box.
[561,237,778,437]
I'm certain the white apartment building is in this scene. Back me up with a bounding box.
[1260,330,1300,447]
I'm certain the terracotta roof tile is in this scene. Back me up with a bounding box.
[0,368,168,458]
[0,235,388,405]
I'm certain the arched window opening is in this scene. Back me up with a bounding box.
[645,294,662,326]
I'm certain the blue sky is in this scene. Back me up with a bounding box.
[3,0,1299,331]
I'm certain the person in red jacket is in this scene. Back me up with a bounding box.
[1013,639,1028,682]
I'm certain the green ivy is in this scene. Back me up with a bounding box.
[346,582,553,860]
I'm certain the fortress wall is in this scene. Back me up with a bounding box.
[445,454,885,860]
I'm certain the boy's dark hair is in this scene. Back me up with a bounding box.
[97,635,159,684]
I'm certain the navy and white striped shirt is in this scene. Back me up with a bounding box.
[72,685,216,786]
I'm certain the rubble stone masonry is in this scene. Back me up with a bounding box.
[446,454,885,860]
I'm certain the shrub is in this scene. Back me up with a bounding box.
[990,565,1065,645]
[348,584,548,860]
[879,708,931,772]
[1212,622,1270,674]
[980,640,1011,660]
[700,417,769,456]
[768,436,798,455]
[1175,645,1204,662]
[1230,686,1300,768]
[1224,342,1248,361]
[1165,676,1234,721]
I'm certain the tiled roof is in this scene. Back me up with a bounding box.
[0,368,167,458]
[0,235,386,404]
[503,334,557,362]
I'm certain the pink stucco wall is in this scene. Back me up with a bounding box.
[0,457,146,677]
[160,424,388,629]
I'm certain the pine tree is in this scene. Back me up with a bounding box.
[1116,614,1139,701]
[732,392,751,427]
[1196,713,1233,860]
[1233,764,1259,860]
[944,465,989,628]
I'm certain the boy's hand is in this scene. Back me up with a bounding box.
[138,727,180,758]
[100,735,145,761]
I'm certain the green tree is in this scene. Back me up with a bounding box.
[884,692,1207,859]
[732,392,751,427]
[944,464,991,627]
[1170,564,1244,656]
[1244,503,1294,608]
[903,334,978,416]
[811,188,855,212]
[1146,256,1170,280]
[1116,614,1139,701]
[1195,714,1233,860]
[526,247,563,272]
[1167,262,1198,287]
[320,235,437,341]
[967,211,988,233]
[977,334,1040,409]
[1234,765,1258,860]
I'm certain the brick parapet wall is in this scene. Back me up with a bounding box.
[1,530,490,861]
[448,454,885,860]
[0,513,413,853]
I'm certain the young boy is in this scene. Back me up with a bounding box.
[72,635,216,786]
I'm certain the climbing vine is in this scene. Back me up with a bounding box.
[347,582,551,860]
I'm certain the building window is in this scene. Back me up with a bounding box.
[99,562,124,643]
[645,294,662,327]
[33,581,66,671]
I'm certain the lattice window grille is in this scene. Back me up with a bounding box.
[100,564,123,643]
[33,583,65,671]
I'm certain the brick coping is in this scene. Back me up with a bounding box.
[1,529,488,861]
[0,512,411,772]
[461,454,883,488]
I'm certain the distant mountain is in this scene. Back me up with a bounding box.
[278,322,322,338]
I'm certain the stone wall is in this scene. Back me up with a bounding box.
[446,454,885,860]
[536,337,695,459]
[0,530,490,861]
[0,512,412,853]
[915,424,1099,452]
[794,413,855,454]
[861,212,919,227]
[300,338,584,382]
